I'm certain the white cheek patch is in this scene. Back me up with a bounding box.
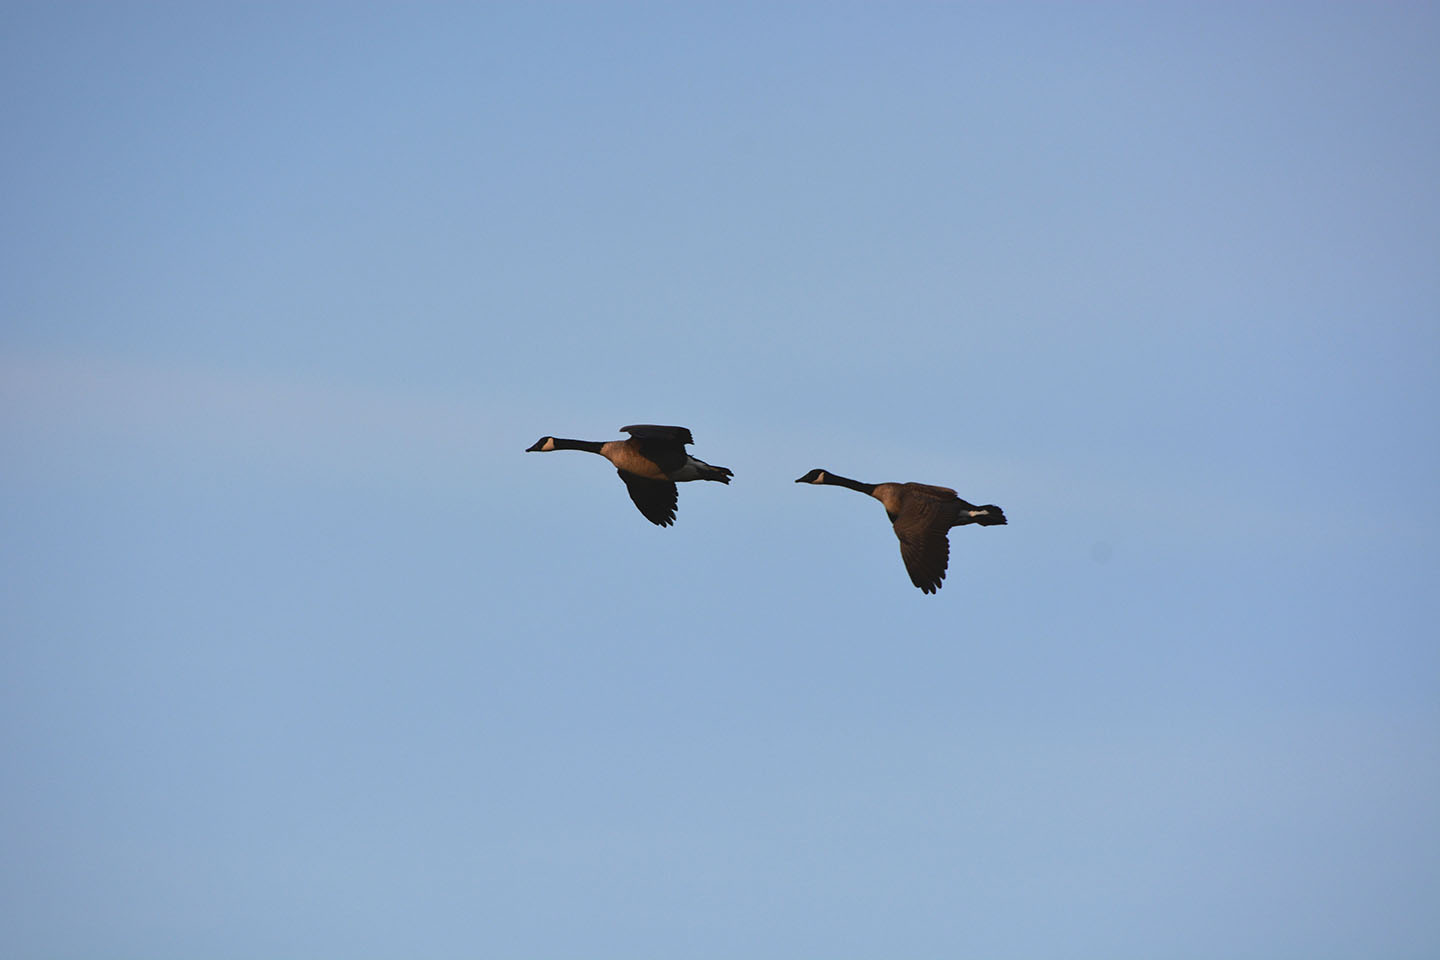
[543,438,556,451]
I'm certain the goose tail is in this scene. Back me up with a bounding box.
[699,461,734,484]
[964,504,1006,526]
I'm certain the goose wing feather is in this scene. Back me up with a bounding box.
[617,471,678,526]
[892,494,953,594]
[619,424,695,446]
[907,482,960,500]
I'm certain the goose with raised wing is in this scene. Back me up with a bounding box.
[795,468,1006,593]
[526,425,733,527]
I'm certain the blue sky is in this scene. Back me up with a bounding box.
[3,3,1437,957]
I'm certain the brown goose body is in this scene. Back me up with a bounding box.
[526,424,733,526]
[795,468,1006,593]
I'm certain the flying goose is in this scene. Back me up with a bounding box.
[795,468,1006,593]
[525,425,733,526]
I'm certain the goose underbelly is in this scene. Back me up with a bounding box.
[667,456,715,482]
[603,443,668,480]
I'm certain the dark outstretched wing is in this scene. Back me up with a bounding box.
[619,424,694,446]
[892,495,952,593]
[617,471,679,526]
[907,482,959,500]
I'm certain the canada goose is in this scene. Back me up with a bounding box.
[795,468,1006,593]
[525,425,733,527]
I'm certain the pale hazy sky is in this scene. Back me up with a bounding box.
[3,4,1438,958]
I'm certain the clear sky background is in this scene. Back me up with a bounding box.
[3,3,1437,958]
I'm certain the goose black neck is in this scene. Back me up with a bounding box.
[823,472,876,495]
[552,438,605,454]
